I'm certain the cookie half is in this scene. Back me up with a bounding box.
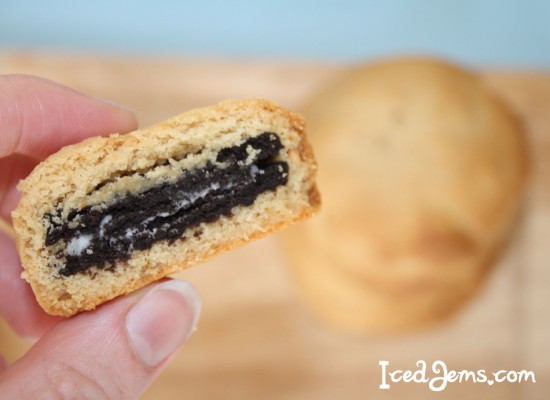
[13,99,320,316]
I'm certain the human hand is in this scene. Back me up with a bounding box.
[0,75,201,399]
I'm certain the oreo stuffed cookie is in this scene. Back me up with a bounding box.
[13,99,320,316]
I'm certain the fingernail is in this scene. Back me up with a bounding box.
[94,96,135,114]
[125,280,202,367]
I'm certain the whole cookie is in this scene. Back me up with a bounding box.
[282,57,527,333]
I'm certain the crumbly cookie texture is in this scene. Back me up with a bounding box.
[13,99,320,316]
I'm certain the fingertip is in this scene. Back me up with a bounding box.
[79,94,139,136]
[0,74,138,159]
[125,280,202,367]
[92,96,136,115]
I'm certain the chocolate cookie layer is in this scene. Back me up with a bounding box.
[45,132,288,276]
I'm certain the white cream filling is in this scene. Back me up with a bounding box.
[250,164,265,178]
[99,215,112,238]
[176,184,219,210]
[67,234,93,256]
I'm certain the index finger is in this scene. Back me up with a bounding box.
[0,74,138,159]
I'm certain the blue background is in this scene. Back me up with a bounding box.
[1,0,550,68]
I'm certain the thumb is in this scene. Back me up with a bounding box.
[0,280,201,400]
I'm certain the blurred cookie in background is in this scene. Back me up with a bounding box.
[281,57,528,334]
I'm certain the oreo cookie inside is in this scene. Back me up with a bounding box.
[45,132,288,276]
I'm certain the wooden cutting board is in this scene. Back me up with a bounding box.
[0,53,548,399]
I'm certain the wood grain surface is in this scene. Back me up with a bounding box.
[0,52,548,399]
